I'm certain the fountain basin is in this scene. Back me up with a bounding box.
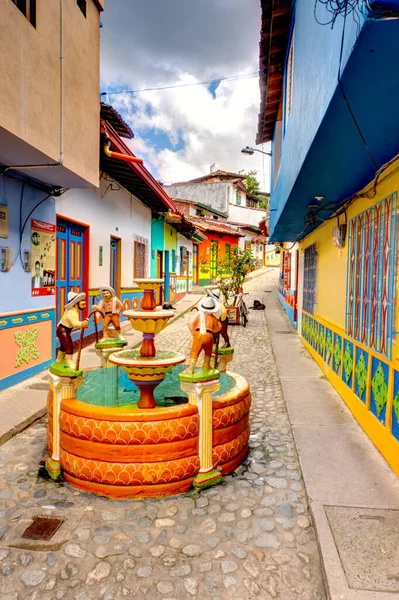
[109,349,186,408]
[47,370,251,498]
[123,309,175,334]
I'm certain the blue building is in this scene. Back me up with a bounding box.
[256,0,399,475]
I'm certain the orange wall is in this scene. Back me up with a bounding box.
[0,321,53,381]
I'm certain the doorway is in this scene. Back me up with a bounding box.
[164,250,170,302]
[110,236,121,296]
[56,218,87,324]
[156,250,163,305]
[192,244,198,285]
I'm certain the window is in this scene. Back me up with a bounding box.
[236,191,242,206]
[11,0,36,26]
[285,34,294,122]
[346,193,398,358]
[134,241,146,279]
[225,243,231,268]
[171,249,176,272]
[303,243,317,315]
[77,0,87,17]
[180,246,187,275]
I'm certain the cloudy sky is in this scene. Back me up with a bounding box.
[100,0,271,189]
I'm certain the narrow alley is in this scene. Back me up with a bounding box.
[0,269,327,600]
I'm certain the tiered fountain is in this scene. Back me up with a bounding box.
[46,278,252,498]
[108,279,186,408]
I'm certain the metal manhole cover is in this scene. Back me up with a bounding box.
[325,506,399,592]
[22,516,64,541]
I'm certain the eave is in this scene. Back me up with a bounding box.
[100,122,176,214]
[256,0,293,145]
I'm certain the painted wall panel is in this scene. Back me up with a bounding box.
[0,178,56,314]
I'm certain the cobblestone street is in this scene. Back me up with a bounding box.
[0,269,326,600]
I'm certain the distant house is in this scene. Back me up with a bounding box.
[163,170,267,258]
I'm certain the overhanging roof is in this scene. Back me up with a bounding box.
[256,1,293,145]
[101,121,176,213]
[100,103,134,139]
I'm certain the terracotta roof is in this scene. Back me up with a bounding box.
[184,215,243,238]
[100,103,134,139]
[172,198,228,219]
[172,169,246,185]
[256,1,293,144]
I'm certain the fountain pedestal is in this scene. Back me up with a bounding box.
[45,372,83,479]
[179,370,222,491]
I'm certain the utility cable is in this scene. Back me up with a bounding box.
[101,72,258,97]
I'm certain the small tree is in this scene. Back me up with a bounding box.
[244,170,261,197]
[200,248,256,305]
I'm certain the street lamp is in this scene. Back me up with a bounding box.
[241,146,272,156]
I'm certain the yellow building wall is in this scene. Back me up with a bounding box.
[0,0,102,187]
[300,165,399,337]
[298,161,399,477]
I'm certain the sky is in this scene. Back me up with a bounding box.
[100,0,271,189]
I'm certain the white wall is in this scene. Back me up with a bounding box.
[228,203,266,227]
[56,178,151,289]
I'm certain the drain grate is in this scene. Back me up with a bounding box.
[22,516,64,541]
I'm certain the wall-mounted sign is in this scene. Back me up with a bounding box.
[31,219,56,297]
[0,205,8,238]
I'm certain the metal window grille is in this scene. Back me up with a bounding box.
[303,243,317,314]
[346,192,398,359]
[134,241,146,279]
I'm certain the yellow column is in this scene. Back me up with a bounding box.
[180,377,222,490]
[46,372,82,479]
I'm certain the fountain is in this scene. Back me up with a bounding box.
[108,279,185,408]
[46,279,251,498]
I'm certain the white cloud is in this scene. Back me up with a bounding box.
[101,0,271,191]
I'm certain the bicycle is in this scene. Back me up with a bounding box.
[233,292,249,327]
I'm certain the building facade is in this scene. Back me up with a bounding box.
[0,0,104,391]
[257,0,399,475]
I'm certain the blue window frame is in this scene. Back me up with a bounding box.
[346,193,398,359]
[303,243,317,315]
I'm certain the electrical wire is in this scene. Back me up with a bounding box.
[101,72,258,97]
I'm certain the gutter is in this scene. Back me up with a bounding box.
[103,141,143,165]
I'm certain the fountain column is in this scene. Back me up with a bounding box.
[179,374,222,491]
[45,372,83,479]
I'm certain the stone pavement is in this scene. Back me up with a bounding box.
[0,292,203,447]
[0,269,326,599]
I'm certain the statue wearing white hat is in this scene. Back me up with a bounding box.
[92,285,125,341]
[184,296,222,374]
[55,291,89,370]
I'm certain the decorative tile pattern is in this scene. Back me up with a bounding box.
[325,329,333,366]
[392,371,399,442]
[14,327,40,367]
[355,351,368,402]
[343,341,354,386]
[369,358,389,424]
[319,324,325,358]
[333,335,342,375]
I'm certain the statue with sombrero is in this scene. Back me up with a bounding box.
[52,291,89,373]
[182,296,222,377]
[92,285,125,341]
